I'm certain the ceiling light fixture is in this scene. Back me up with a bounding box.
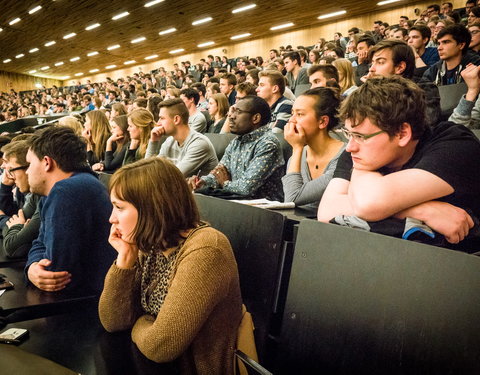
[70,57,80,62]
[131,37,146,43]
[169,48,185,54]
[192,17,212,26]
[124,60,136,65]
[145,54,158,60]
[45,41,56,47]
[232,4,256,13]
[106,65,117,69]
[377,0,401,5]
[112,11,129,20]
[85,23,101,31]
[3,59,11,63]
[198,41,215,48]
[28,5,42,14]
[63,32,76,39]
[74,72,84,76]
[54,62,64,66]
[318,10,347,19]
[89,69,99,73]
[87,51,99,56]
[9,18,20,26]
[61,76,71,80]
[29,70,37,74]
[270,22,294,31]
[145,0,164,7]
[159,27,176,35]
[29,48,39,53]
[107,44,120,50]
[40,66,49,70]
[15,54,24,59]
[231,33,251,40]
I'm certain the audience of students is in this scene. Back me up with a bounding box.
[2,4,480,370]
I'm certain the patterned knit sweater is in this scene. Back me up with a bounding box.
[99,226,243,374]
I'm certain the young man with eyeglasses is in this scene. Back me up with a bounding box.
[469,23,480,54]
[188,96,284,201]
[0,139,41,259]
[318,76,480,252]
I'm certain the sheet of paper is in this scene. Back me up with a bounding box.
[230,199,296,210]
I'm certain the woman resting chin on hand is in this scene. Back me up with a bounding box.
[99,157,242,374]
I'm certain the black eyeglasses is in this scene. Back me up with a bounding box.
[5,165,29,178]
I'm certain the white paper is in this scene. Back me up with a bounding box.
[230,199,295,210]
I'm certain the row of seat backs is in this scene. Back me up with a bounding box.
[275,219,480,374]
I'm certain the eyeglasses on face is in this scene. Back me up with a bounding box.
[340,127,386,144]
[5,164,29,178]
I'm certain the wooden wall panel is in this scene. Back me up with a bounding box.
[0,70,62,92]
[78,0,466,84]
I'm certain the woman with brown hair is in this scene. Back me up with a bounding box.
[207,93,229,133]
[92,115,131,173]
[83,110,111,166]
[124,108,154,165]
[282,87,345,209]
[99,157,242,374]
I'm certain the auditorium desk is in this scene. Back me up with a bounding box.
[0,263,97,322]
[0,305,177,375]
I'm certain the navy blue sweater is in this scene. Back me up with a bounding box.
[26,172,116,293]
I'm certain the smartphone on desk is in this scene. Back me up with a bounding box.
[0,328,29,344]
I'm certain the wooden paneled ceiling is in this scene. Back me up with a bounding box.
[0,0,416,79]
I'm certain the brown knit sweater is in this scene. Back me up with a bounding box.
[99,226,243,374]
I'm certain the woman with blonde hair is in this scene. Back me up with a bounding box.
[57,116,83,136]
[125,108,154,165]
[99,157,242,374]
[332,58,358,96]
[110,103,127,120]
[207,93,229,133]
[83,110,111,166]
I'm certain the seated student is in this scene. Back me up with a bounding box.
[332,58,359,96]
[99,157,242,374]
[318,76,480,252]
[180,88,207,133]
[145,99,218,177]
[284,51,311,96]
[207,93,229,133]
[0,140,41,259]
[83,110,111,167]
[422,24,480,84]
[366,39,441,127]
[308,64,340,89]
[57,116,83,136]
[93,115,131,173]
[188,96,285,201]
[256,70,293,132]
[125,108,155,165]
[408,25,440,66]
[25,127,116,292]
[220,73,238,106]
[282,88,345,209]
